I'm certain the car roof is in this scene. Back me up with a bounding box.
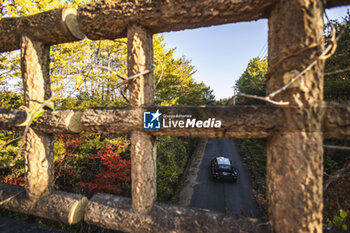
[216,156,231,165]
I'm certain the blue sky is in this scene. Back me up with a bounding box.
[161,6,350,100]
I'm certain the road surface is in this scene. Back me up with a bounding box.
[190,139,260,218]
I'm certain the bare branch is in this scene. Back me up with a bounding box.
[0,191,24,206]
[236,92,289,105]
[325,67,350,76]
[0,74,76,170]
[154,56,164,88]
[0,136,21,149]
[91,64,126,80]
[116,67,155,105]
[238,24,338,106]
[125,67,155,83]
[324,162,350,191]
[324,144,350,151]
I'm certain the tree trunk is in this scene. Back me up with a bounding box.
[21,35,53,199]
[128,25,156,214]
[267,0,324,232]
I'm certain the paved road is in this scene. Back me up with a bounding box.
[190,139,260,218]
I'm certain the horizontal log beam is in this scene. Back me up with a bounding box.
[1,103,350,139]
[82,106,277,138]
[0,109,26,130]
[0,8,85,52]
[36,110,83,134]
[1,0,348,51]
[77,0,273,40]
[0,106,278,138]
[84,193,270,233]
[325,0,350,8]
[0,183,88,225]
[323,102,350,140]
[0,109,83,134]
[77,0,350,40]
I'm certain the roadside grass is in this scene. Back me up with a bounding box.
[244,139,267,177]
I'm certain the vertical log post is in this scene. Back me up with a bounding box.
[267,1,324,232]
[127,25,157,213]
[21,35,54,199]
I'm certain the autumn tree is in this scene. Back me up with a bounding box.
[322,12,350,228]
[324,11,350,101]
[234,57,267,104]
[0,0,214,210]
[234,13,350,228]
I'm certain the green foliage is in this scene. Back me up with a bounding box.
[325,209,348,231]
[156,137,188,201]
[0,92,23,171]
[154,37,215,106]
[49,35,214,109]
[0,1,214,231]
[234,57,267,104]
[324,11,350,101]
[216,97,234,105]
[0,131,23,175]
[244,139,267,177]
[0,91,23,109]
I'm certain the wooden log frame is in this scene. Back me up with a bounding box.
[1,103,350,139]
[0,0,348,50]
[0,183,88,225]
[267,0,325,232]
[84,193,270,233]
[21,34,54,199]
[322,102,350,139]
[0,7,85,52]
[128,25,157,214]
[1,0,350,232]
[0,9,87,225]
[77,0,350,40]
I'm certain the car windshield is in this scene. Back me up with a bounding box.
[217,157,231,165]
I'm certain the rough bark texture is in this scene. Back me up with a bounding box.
[325,0,350,8]
[323,102,350,139]
[35,110,83,134]
[0,183,88,225]
[3,104,350,138]
[77,0,274,40]
[81,106,278,138]
[0,109,83,133]
[84,194,270,233]
[128,25,156,214]
[0,8,84,52]
[128,25,154,106]
[82,108,140,134]
[0,109,26,130]
[130,131,157,213]
[267,1,324,232]
[77,0,349,40]
[21,35,53,199]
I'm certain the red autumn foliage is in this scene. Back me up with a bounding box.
[56,134,85,149]
[78,144,131,195]
[4,176,25,186]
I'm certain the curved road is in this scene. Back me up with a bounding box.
[190,139,260,218]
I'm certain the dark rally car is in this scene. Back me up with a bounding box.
[210,156,238,182]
